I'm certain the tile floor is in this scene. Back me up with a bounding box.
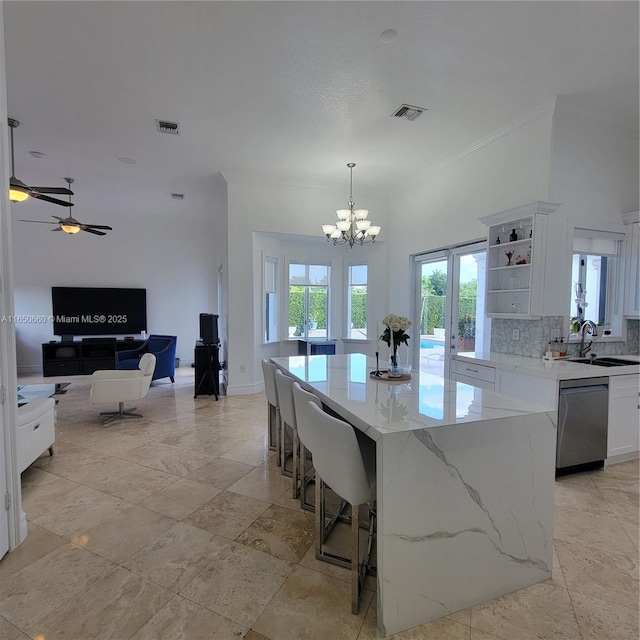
[0,368,638,640]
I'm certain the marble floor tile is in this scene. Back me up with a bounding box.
[123,521,230,592]
[130,594,248,640]
[139,478,222,519]
[618,516,640,550]
[598,459,639,480]
[185,490,270,539]
[244,632,270,640]
[590,470,640,495]
[253,565,372,640]
[0,523,66,580]
[180,541,293,628]
[554,539,639,610]
[553,505,638,556]
[83,505,177,563]
[553,478,613,515]
[227,466,292,503]
[31,483,130,539]
[118,441,216,477]
[20,472,83,521]
[159,429,243,456]
[0,543,114,630]
[597,487,640,524]
[447,609,471,626]
[26,566,173,640]
[570,591,639,640]
[221,439,272,466]
[469,630,505,640]
[185,456,256,489]
[236,504,315,563]
[470,581,581,640]
[0,616,29,640]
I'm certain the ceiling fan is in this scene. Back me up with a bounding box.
[7,118,74,207]
[19,178,113,236]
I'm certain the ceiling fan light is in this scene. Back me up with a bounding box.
[60,223,81,234]
[9,188,29,203]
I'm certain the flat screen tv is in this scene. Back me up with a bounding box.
[52,287,147,337]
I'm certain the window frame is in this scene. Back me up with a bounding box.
[286,260,331,341]
[344,261,368,340]
[262,254,278,344]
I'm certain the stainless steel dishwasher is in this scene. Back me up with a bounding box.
[557,377,609,474]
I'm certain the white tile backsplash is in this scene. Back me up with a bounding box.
[491,317,639,357]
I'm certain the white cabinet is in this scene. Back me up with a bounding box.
[480,201,559,319]
[622,213,639,318]
[17,398,56,473]
[451,359,495,390]
[608,374,640,460]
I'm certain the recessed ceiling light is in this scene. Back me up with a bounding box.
[171,193,185,200]
[380,29,397,43]
[29,151,46,159]
[118,157,137,165]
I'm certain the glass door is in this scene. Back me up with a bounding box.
[414,243,488,376]
[451,248,489,357]
[415,253,450,377]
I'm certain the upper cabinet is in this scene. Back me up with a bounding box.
[622,211,640,319]
[480,201,559,319]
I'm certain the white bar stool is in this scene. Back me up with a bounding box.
[292,382,376,614]
[274,368,299,493]
[261,359,280,459]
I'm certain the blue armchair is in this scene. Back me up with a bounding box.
[116,334,177,382]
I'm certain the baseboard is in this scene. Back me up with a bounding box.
[226,381,264,396]
[606,451,639,466]
[18,511,28,546]
[17,365,42,375]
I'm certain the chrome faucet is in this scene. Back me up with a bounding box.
[579,320,598,357]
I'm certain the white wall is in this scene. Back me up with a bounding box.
[224,173,390,394]
[550,96,639,227]
[388,106,555,316]
[11,181,223,371]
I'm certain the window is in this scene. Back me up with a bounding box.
[570,229,623,331]
[346,263,368,339]
[288,262,329,339]
[264,256,278,343]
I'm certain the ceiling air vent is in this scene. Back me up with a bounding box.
[171,193,185,200]
[156,119,181,135]
[391,104,426,122]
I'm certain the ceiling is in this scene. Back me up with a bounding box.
[3,1,638,220]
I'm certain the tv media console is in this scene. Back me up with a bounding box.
[42,339,146,377]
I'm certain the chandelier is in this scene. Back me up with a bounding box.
[322,163,381,247]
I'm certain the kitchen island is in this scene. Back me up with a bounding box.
[271,353,557,637]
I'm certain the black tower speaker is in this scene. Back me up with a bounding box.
[199,313,219,345]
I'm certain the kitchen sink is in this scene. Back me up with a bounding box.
[569,357,634,367]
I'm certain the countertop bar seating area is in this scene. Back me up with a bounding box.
[272,353,557,637]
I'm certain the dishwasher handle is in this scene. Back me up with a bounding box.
[560,385,608,396]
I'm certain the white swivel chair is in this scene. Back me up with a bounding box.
[90,353,156,424]
[261,359,280,458]
[292,382,376,614]
[275,368,301,496]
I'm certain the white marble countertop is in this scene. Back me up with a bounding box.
[271,353,551,441]
[455,351,640,379]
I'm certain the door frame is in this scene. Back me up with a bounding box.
[412,239,487,377]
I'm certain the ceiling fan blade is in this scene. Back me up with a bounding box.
[81,227,107,236]
[30,186,74,196]
[29,191,73,207]
[83,224,113,230]
[18,219,58,224]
